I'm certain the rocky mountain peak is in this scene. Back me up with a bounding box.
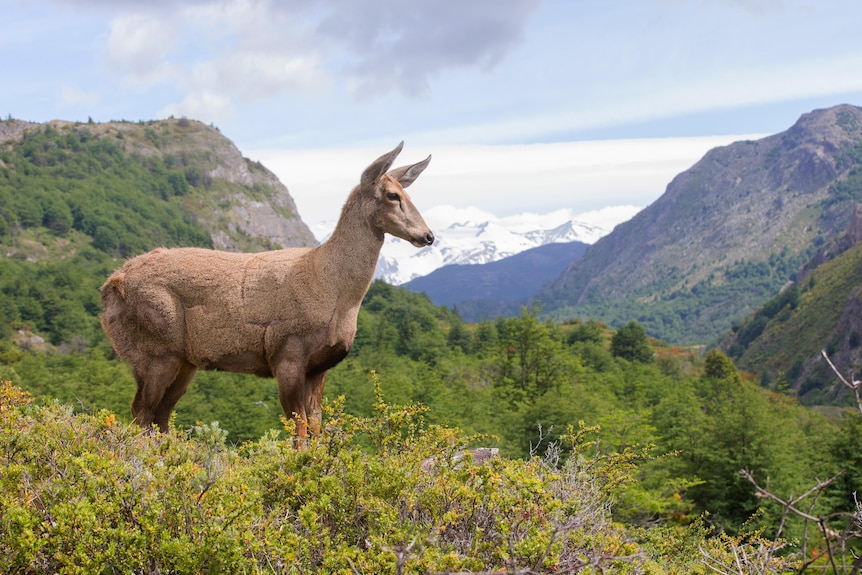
[537,104,862,343]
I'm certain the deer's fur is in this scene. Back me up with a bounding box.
[100,142,434,437]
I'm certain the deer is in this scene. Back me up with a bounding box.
[99,142,434,439]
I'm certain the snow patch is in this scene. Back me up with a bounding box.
[373,204,641,285]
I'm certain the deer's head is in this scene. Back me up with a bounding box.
[360,142,434,248]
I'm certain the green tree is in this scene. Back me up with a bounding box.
[663,352,821,534]
[446,321,473,354]
[610,321,654,363]
[567,319,604,345]
[473,321,498,357]
[703,349,740,382]
[495,307,572,404]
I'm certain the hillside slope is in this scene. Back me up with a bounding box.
[0,117,316,254]
[723,208,862,404]
[538,104,862,344]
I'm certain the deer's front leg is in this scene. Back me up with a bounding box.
[275,360,310,441]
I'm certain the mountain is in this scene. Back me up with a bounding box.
[0,117,316,255]
[537,104,862,345]
[721,207,862,405]
[403,240,589,321]
[374,205,638,285]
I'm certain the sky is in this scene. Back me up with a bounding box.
[4,0,862,235]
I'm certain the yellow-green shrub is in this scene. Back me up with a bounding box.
[0,380,789,574]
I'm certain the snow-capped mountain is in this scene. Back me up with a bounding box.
[373,204,641,285]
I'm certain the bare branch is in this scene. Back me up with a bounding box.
[821,349,862,417]
[740,469,829,523]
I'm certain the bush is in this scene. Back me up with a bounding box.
[0,379,764,574]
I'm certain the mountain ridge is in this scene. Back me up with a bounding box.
[374,205,637,285]
[404,240,589,321]
[721,204,862,404]
[537,104,862,344]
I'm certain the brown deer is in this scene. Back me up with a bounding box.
[99,142,434,438]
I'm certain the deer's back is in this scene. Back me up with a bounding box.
[101,246,318,368]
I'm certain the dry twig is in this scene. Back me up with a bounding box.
[821,349,862,417]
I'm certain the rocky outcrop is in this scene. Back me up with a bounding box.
[0,117,317,251]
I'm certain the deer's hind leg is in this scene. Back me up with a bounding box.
[131,355,195,433]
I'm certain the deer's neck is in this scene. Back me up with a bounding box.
[315,191,383,304]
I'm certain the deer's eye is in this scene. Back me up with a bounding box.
[386,192,400,201]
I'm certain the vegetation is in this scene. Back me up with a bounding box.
[0,118,314,349]
[545,248,813,346]
[0,123,217,346]
[4,380,660,574]
[610,321,654,364]
[2,378,855,574]
[5,282,862,567]
[0,123,213,258]
[4,115,862,571]
[727,241,862,404]
[537,107,862,345]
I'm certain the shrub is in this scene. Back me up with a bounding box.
[0,379,791,574]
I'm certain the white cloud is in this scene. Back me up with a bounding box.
[249,135,758,232]
[410,50,862,145]
[107,12,179,86]
[218,52,331,102]
[319,0,541,98]
[95,0,541,121]
[159,90,232,122]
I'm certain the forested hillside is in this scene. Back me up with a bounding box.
[4,282,862,571]
[538,104,862,344]
[724,219,862,405]
[4,281,861,541]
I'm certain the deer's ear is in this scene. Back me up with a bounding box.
[361,142,404,187]
[388,155,431,189]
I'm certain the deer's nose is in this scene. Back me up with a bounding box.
[424,231,435,245]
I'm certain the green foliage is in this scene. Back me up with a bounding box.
[727,284,801,356]
[3,274,857,553]
[494,307,576,404]
[819,138,862,216]
[548,249,812,345]
[0,249,114,345]
[0,123,221,348]
[729,242,862,401]
[0,342,284,444]
[1,380,738,575]
[611,321,655,363]
[657,353,827,535]
[0,125,212,259]
[355,281,453,363]
[703,349,740,382]
[566,318,605,345]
